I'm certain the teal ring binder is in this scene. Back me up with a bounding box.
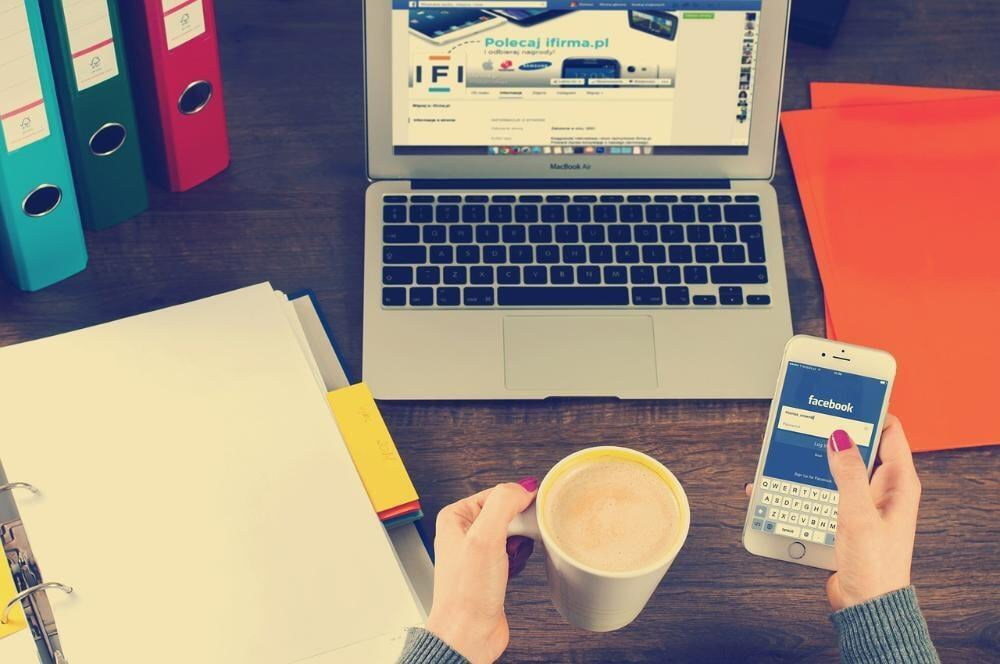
[0,0,88,290]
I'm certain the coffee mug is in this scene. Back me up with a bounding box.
[508,446,690,632]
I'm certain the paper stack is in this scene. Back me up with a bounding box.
[0,283,429,663]
[781,83,1000,453]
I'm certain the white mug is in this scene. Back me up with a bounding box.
[509,446,691,632]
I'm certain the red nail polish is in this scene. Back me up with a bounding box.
[507,537,534,578]
[517,476,539,492]
[829,429,853,452]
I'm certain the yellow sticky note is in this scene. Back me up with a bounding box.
[0,559,27,640]
[327,383,419,514]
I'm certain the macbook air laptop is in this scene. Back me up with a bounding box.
[362,0,793,399]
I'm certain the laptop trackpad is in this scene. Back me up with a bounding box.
[503,316,658,394]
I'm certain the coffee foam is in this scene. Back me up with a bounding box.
[543,456,681,573]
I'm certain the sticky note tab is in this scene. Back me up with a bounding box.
[1,559,27,640]
[327,383,419,514]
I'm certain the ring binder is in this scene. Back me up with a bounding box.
[37,0,150,230]
[0,482,40,495]
[1,582,73,624]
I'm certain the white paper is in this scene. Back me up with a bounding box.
[276,290,326,393]
[0,629,40,662]
[162,0,206,50]
[0,284,423,663]
[297,629,411,663]
[0,0,50,152]
[62,0,119,91]
[290,294,352,392]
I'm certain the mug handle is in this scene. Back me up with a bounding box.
[507,503,541,539]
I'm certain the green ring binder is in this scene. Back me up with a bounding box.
[38,0,150,231]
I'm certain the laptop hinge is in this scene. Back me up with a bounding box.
[410,179,732,190]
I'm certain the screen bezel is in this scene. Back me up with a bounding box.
[364,0,790,181]
[743,335,897,571]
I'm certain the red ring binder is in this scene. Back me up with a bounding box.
[118,0,231,192]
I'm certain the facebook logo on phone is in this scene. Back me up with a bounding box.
[763,363,888,490]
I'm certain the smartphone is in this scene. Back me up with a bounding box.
[485,9,571,26]
[561,58,621,87]
[743,335,896,571]
[628,10,679,41]
[408,9,506,45]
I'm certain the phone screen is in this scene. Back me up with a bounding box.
[408,9,494,40]
[561,59,621,81]
[628,10,678,40]
[752,362,888,545]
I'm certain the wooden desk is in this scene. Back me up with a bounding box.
[1,1,997,661]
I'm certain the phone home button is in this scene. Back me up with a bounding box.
[788,541,806,559]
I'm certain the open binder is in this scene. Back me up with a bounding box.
[0,284,432,663]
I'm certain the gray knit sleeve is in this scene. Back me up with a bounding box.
[396,627,469,664]
[830,586,939,664]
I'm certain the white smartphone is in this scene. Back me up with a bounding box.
[408,9,506,45]
[743,335,896,570]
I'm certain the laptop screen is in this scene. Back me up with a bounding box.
[391,1,763,157]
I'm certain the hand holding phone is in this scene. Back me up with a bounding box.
[743,335,897,570]
[822,416,920,609]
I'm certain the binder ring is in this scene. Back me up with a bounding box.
[0,482,40,495]
[89,122,128,157]
[178,80,213,115]
[21,184,63,218]
[1,582,73,624]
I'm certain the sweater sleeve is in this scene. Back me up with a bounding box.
[396,627,470,664]
[830,586,940,664]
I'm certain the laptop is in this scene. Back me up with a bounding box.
[362,0,793,399]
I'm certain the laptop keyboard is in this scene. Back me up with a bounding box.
[380,193,771,308]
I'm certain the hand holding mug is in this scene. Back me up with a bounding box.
[424,480,538,664]
[424,446,689,663]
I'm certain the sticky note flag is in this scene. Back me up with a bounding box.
[327,383,420,515]
[1,560,27,640]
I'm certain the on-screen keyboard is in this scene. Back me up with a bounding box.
[751,476,838,546]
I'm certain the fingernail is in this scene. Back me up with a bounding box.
[829,429,853,452]
[507,536,534,578]
[517,476,539,492]
[744,482,751,491]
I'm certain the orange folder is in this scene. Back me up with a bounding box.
[810,82,998,108]
[805,83,1000,337]
[782,91,1000,452]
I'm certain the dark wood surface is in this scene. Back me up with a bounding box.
[2,1,998,661]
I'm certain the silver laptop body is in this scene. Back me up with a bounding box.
[362,0,793,399]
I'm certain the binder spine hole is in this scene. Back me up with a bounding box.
[21,185,62,218]
[89,123,128,157]
[178,80,213,115]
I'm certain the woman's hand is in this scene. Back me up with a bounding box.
[425,479,537,664]
[744,414,922,611]
[824,415,921,610]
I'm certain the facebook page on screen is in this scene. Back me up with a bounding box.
[391,1,763,155]
[763,362,889,491]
